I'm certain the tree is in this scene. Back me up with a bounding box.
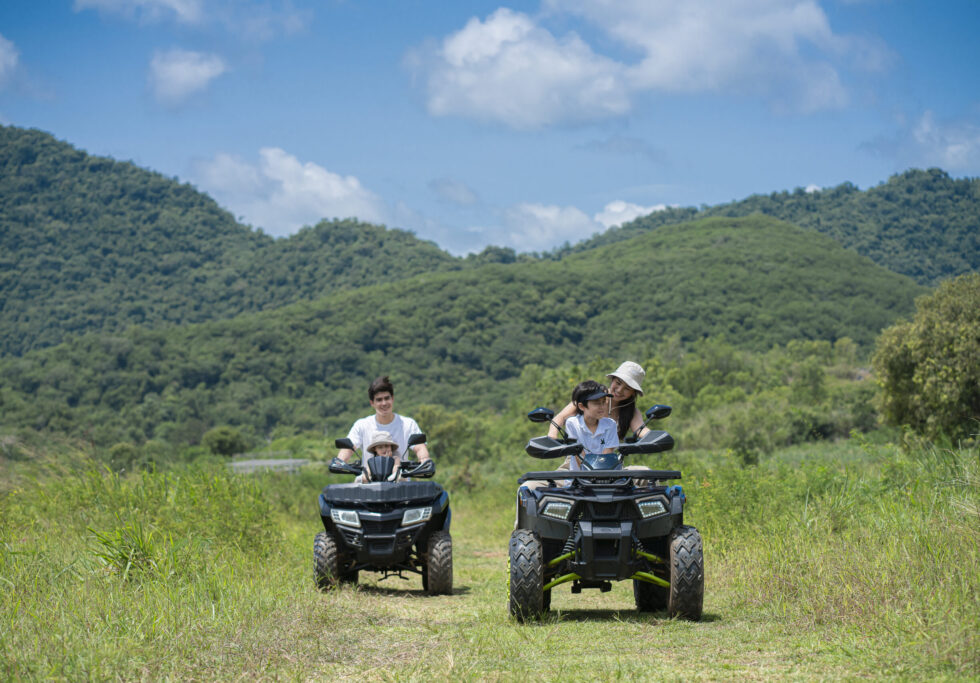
[202,425,250,457]
[872,273,980,441]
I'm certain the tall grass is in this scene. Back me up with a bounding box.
[1,437,977,679]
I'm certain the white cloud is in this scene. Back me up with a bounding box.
[910,111,980,171]
[194,148,387,236]
[75,0,205,25]
[863,110,980,172]
[149,48,226,104]
[409,8,630,129]
[805,184,821,193]
[594,200,666,229]
[0,33,20,87]
[412,1,889,126]
[503,202,603,251]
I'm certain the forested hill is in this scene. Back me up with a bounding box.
[0,126,457,357]
[559,168,980,286]
[0,216,925,446]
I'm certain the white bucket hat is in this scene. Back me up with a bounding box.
[606,361,645,396]
[366,430,399,455]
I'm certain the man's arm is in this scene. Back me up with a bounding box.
[336,420,362,462]
[411,443,430,462]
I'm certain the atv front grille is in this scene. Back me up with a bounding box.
[589,502,622,520]
[360,520,398,535]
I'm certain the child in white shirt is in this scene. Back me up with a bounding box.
[561,380,619,470]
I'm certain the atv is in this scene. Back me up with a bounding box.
[314,433,452,595]
[509,405,703,621]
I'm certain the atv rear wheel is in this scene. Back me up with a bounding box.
[509,529,544,621]
[425,530,453,595]
[313,531,340,591]
[667,525,704,620]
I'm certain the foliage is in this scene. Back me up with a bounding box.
[0,216,923,447]
[0,126,969,364]
[559,168,980,286]
[872,272,980,441]
[202,425,250,457]
[0,126,458,357]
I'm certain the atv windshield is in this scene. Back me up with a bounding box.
[581,452,621,470]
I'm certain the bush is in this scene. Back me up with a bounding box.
[873,273,980,441]
[201,425,250,457]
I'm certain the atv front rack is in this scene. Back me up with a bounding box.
[518,469,681,484]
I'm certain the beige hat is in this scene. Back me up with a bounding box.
[607,361,645,396]
[366,430,399,455]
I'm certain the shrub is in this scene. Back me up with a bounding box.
[202,425,250,457]
[873,273,980,441]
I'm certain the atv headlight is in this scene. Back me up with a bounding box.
[636,498,667,519]
[401,506,432,526]
[330,509,361,528]
[540,499,573,520]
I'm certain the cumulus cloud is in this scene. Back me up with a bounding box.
[194,148,386,236]
[408,7,630,129]
[0,33,20,87]
[503,202,604,251]
[594,200,666,229]
[430,177,480,206]
[149,48,226,104]
[412,1,890,126]
[805,184,821,193]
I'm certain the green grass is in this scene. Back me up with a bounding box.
[1,438,977,680]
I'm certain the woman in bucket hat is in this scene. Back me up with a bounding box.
[548,361,650,441]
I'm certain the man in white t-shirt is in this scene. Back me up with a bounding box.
[336,375,430,478]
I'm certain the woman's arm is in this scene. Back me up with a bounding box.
[548,402,576,438]
[630,406,648,438]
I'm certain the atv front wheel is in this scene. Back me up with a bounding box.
[313,531,340,591]
[667,525,704,620]
[425,530,453,595]
[509,529,544,621]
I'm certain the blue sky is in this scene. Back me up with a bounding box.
[1,1,978,254]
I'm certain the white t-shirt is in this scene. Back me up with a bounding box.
[565,415,619,471]
[346,413,423,462]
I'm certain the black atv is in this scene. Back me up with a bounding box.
[509,405,703,621]
[314,433,453,595]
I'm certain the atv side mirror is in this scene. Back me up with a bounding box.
[407,433,427,446]
[527,407,555,423]
[335,437,355,450]
[644,404,672,420]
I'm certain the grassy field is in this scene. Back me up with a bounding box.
[1,437,978,680]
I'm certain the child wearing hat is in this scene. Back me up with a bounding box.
[563,379,619,467]
[356,430,402,483]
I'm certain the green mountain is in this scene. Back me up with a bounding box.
[0,215,925,446]
[0,126,457,357]
[560,168,980,286]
